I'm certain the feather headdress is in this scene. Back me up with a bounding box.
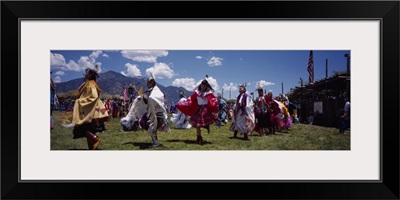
[149,72,155,81]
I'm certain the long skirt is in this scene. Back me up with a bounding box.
[190,105,215,127]
[231,111,255,134]
[256,113,271,129]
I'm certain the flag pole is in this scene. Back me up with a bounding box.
[326,58,328,78]
[307,50,314,84]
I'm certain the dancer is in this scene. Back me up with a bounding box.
[72,66,109,150]
[139,73,169,148]
[230,83,255,140]
[175,76,218,144]
[254,85,272,135]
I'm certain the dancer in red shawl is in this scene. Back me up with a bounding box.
[175,77,218,144]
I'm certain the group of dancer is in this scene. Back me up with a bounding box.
[65,66,291,150]
[253,86,292,136]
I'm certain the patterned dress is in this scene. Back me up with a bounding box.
[231,93,255,134]
[175,89,218,128]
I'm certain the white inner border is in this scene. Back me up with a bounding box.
[20,20,380,180]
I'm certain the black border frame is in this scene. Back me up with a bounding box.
[2,1,399,199]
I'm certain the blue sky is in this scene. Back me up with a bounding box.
[50,50,350,100]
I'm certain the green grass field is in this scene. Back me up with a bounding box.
[51,110,350,150]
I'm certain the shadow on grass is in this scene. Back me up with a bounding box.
[166,139,212,145]
[123,142,157,149]
[66,148,106,150]
[228,136,253,141]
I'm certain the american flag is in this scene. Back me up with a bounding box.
[307,50,314,83]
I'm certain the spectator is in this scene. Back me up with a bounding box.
[344,97,351,130]
[217,92,228,128]
[307,112,314,125]
[338,108,346,134]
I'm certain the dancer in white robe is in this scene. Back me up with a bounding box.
[140,73,169,148]
[230,83,255,140]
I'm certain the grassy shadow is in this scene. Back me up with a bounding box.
[66,148,93,150]
[167,139,212,145]
[123,142,155,149]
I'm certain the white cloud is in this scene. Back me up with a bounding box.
[53,76,62,83]
[222,83,238,92]
[102,53,109,58]
[77,56,95,70]
[52,51,103,73]
[256,80,275,89]
[195,56,202,59]
[54,71,65,76]
[207,56,223,67]
[121,50,168,63]
[89,50,102,63]
[145,62,175,79]
[172,78,197,91]
[121,63,142,77]
[66,56,103,73]
[64,60,81,71]
[50,53,66,68]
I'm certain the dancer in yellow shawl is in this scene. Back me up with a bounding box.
[72,66,109,150]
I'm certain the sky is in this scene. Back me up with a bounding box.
[50,50,350,100]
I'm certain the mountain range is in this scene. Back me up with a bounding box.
[54,71,192,104]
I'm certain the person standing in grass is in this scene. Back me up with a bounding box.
[216,92,228,128]
[139,73,169,148]
[344,97,351,130]
[338,108,347,134]
[175,76,218,144]
[230,83,255,140]
[72,66,109,150]
[254,85,272,136]
[112,98,119,118]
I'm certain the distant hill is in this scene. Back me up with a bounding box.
[54,71,192,104]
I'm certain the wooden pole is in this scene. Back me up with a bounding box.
[326,58,328,78]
